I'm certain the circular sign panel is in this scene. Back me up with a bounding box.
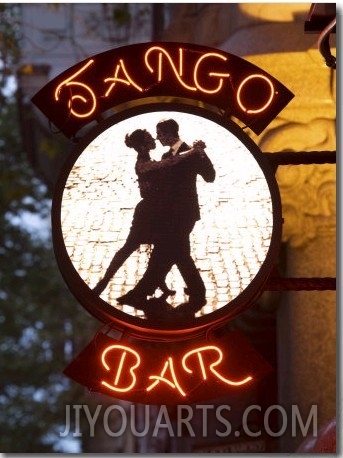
[52,104,282,338]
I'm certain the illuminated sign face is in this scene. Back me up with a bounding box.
[52,104,282,337]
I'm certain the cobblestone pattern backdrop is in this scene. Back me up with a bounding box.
[61,112,273,319]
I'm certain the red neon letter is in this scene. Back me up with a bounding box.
[145,46,196,92]
[182,346,252,386]
[104,59,143,97]
[54,59,97,118]
[194,53,230,94]
[147,357,186,396]
[236,74,275,114]
[101,345,140,393]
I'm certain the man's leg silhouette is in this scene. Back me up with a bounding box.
[117,223,206,313]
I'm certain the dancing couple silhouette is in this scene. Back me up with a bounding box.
[93,118,216,320]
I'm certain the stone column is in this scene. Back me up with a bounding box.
[262,123,336,452]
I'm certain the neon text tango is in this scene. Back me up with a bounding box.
[54,45,276,120]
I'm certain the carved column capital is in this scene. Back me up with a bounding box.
[259,119,336,248]
[278,164,335,247]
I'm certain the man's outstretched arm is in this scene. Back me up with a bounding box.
[198,152,216,183]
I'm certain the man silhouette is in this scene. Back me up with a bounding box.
[118,118,215,315]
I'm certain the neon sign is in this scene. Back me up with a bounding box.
[33,42,291,404]
[32,42,294,138]
[64,329,270,405]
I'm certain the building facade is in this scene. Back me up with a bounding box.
[16,3,336,453]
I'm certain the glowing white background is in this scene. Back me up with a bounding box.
[61,111,273,318]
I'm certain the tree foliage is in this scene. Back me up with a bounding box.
[0,4,20,89]
[0,4,99,453]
